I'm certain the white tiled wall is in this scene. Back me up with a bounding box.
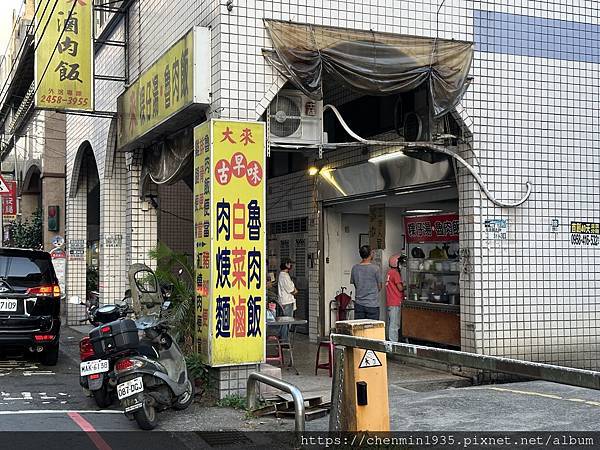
[64,0,600,369]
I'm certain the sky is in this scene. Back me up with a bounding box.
[0,0,25,60]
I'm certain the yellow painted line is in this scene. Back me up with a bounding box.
[474,386,600,407]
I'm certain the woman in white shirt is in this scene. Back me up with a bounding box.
[278,258,297,317]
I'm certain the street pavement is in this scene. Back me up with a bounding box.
[2,326,600,448]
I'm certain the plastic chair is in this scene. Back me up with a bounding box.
[315,337,334,377]
[266,335,285,366]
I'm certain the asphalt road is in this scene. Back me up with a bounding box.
[0,327,301,449]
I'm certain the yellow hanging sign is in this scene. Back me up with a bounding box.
[35,0,93,110]
[194,120,266,366]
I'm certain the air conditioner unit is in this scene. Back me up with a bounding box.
[268,90,323,146]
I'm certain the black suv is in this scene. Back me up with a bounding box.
[0,248,61,365]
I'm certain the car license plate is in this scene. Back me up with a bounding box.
[80,359,109,376]
[117,377,143,400]
[0,299,17,312]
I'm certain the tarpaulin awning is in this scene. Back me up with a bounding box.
[140,127,193,196]
[263,20,473,117]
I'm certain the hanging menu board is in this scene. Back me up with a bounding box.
[404,213,459,243]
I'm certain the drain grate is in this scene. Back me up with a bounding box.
[195,431,253,447]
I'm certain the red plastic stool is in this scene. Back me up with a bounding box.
[266,335,285,366]
[315,337,333,377]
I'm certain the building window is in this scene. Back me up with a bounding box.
[268,217,308,235]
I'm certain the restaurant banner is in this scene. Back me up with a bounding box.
[194,120,266,366]
[405,213,459,243]
[35,0,93,110]
[118,27,210,150]
[2,181,17,221]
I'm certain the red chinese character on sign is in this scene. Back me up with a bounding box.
[246,161,263,187]
[202,251,210,269]
[240,128,255,146]
[230,152,247,178]
[68,0,87,5]
[215,159,232,185]
[220,126,236,144]
[232,248,247,289]
[232,200,246,239]
[233,296,247,337]
[128,90,138,133]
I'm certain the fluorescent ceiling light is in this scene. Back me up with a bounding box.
[368,151,403,163]
[405,209,443,214]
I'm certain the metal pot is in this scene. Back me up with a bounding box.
[449,294,460,305]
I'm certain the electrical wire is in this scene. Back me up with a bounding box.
[0,1,25,69]
[29,0,79,108]
[323,103,533,208]
[0,0,58,111]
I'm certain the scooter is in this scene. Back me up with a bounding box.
[113,264,194,430]
[70,291,134,408]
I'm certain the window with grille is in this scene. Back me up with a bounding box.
[268,217,307,235]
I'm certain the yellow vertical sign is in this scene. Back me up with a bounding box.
[35,0,93,110]
[194,120,266,366]
[194,122,211,361]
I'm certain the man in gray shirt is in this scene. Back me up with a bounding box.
[350,245,383,320]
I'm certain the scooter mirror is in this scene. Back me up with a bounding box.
[68,296,83,305]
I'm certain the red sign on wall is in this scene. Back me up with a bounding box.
[404,213,459,243]
[2,181,17,220]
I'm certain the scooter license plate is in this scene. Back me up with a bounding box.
[117,376,144,400]
[123,394,143,413]
[80,359,109,376]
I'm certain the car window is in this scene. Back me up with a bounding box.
[0,255,54,288]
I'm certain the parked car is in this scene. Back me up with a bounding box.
[0,248,61,365]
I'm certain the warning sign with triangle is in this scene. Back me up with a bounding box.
[359,349,382,368]
[0,175,10,194]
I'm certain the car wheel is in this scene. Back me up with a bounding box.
[40,343,59,366]
[172,378,195,411]
[134,397,158,430]
[92,385,112,408]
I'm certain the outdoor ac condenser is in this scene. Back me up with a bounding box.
[268,90,323,146]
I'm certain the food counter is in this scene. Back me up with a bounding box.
[401,300,460,347]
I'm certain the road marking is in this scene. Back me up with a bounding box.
[68,412,113,450]
[0,410,122,415]
[476,386,600,407]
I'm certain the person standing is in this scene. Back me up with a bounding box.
[278,257,297,317]
[277,257,297,342]
[350,245,383,320]
[386,254,406,342]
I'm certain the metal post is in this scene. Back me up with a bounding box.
[329,345,345,431]
[247,372,305,432]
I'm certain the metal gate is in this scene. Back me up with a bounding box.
[269,231,309,334]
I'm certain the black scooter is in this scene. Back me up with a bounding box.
[70,291,133,408]
[113,264,194,430]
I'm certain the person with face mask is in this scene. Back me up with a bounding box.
[386,253,406,342]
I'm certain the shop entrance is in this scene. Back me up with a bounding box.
[322,183,460,348]
[83,149,100,298]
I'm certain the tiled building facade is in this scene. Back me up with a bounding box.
[65,0,600,395]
